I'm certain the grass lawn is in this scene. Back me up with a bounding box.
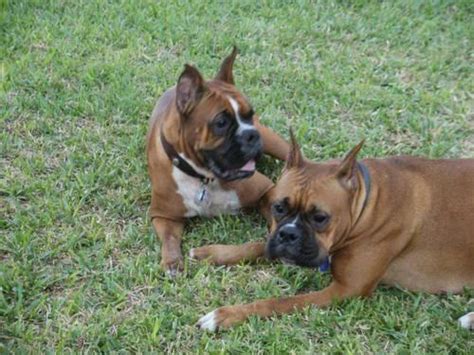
[2,0,473,352]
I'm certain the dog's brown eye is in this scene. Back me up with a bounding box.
[216,117,229,128]
[312,213,329,228]
[271,202,287,219]
[213,114,231,135]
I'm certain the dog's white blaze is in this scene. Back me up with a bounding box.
[228,96,255,133]
[172,155,241,217]
[284,216,299,228]
[458,312,474,330]
[197,310,218,331]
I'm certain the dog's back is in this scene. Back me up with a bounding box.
[375,157,474,293]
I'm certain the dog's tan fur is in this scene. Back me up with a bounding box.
[197,135,474,330]
[146,49,289,275]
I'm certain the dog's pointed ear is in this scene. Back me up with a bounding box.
[336,140,365,190]
[176,64,206,116]
[284,127,304,170]
[215,46,238,84]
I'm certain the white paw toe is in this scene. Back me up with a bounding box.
[189,249,196,259]
[458,312,474,330]
[197,310,218,331]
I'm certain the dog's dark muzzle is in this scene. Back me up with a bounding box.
[202,128,262,181]
[237,129,263,158]
[265,223,324,268]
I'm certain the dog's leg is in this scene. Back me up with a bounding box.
[152,217,184,277]
[197,281,353,331]
[197,246,392,330]
[190,242,265,265]
[255,119,290,161]
[190,176,275,266]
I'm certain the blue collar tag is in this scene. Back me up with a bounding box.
[318,256,331,272]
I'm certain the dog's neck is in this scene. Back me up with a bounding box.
[348,162,372,237]
[331,162,372,253]
[354,162,372,225]
[160,129,213,183]
[160,115,214,181]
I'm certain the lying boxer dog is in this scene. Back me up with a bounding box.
[197,131,474,331]
[146,48,289,276]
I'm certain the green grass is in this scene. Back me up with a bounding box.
[2,0,473,352]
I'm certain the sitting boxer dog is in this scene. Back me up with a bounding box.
[197,130,474,331]
[146,48,289,276]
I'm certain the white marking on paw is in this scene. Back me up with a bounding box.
[189,249,196,258]
[458,312,474,330]
[197,310,218,331]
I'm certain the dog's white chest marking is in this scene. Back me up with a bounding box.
[172,166,241,217]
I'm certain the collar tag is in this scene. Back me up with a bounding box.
[195,183,211,207]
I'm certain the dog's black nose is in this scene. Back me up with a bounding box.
[276,225,302,244]
[240,129,260,145]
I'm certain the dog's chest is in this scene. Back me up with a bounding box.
[172,167,241,217]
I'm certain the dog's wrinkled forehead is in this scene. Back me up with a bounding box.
[274,163,341,212]
[191,80,254,126]
[209,80,253,117]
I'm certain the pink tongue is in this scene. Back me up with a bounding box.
[240,160,256,172]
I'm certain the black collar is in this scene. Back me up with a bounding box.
[160,130,211,183]
[357,161,371,215]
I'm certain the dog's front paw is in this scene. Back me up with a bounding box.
[197,305,248,331]
[189,244,246,265]
[160,256,184,277]
[458,312,474,330]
